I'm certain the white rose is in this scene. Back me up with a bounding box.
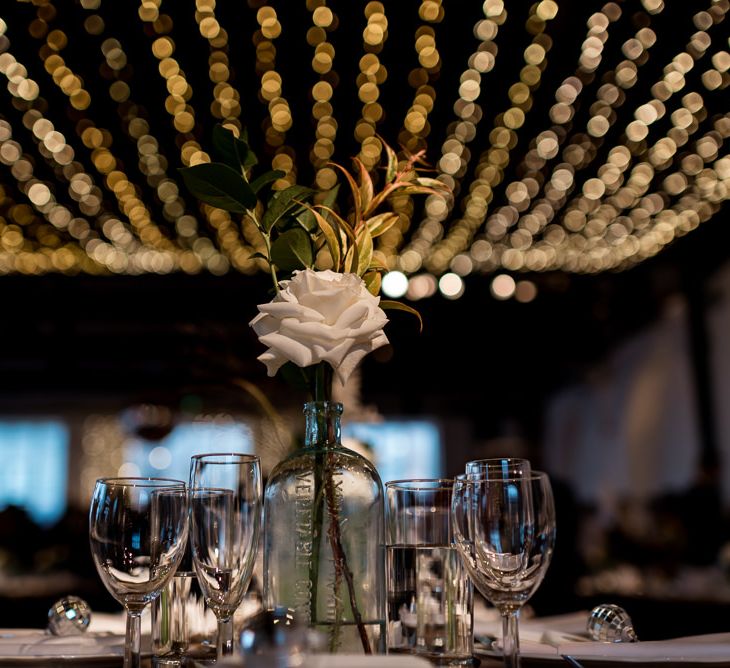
[250,269,389,385]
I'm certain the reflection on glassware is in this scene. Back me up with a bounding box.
[464,458,531,478]
[189,453,262,660]
[452,471,555,668]
[152,541,218,664]
[89,477,188,668]
[386,479,473,665]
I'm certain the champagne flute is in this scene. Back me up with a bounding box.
[189,453,262,659]
[89,477,188,668]
[452,471,555,668]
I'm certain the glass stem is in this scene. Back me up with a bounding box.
[217,616,234,657]
[501,610,520,668]
[124,609,143,668]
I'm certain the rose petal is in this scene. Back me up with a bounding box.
[257,301,326,322]
[257,332,316,368]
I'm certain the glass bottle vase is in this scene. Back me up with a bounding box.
[263,401,386,654]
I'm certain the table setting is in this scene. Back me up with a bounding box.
[1,453,729,668]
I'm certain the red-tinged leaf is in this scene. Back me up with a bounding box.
[343,244,356,273]
[414,176,452,193]
[366,182,399,214]
[356,225,373,277]
[393,185,445,197]
[380,299,423,333]
[383,139,398,184]
[367,258,389,273]
[317,205,356,245]
[309,206,342,271]
[355,158,374,215]
[367,211,400,238]
[329,161,362,227]
[363,270,382,296]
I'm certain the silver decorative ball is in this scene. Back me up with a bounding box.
[587,603,638,643]
[47,596,92,636]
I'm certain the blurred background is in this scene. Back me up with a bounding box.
[0,0,729,639]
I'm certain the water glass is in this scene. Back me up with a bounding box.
[152,544,217,665]
[386,479,473,665]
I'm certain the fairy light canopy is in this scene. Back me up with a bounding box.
[0,0,727,289]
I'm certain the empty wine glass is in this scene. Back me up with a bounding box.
[452,471,556,668]
[89,477,188,668]
[464,457,531,478]
[189,453,262,659]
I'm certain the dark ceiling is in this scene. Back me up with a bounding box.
[0,0,728,440]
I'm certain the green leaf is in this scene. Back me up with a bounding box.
[179,163,256,212]
[262,184,315,233]
[297,183,340,233]
[295,207,318,234]
[212,125,258,173]
[380,299,423,333]
[248,251,270,263]
[270,227,314,272]
[250,169,285,194]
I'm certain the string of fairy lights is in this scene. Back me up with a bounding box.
[0,1,727,304]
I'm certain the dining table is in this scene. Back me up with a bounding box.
[1,604,730,667]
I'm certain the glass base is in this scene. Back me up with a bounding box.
[388,646,478,666]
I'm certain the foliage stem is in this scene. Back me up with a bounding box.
[247,209,280,294]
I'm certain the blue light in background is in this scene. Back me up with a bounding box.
[0,420,69,526]
[126,421,254,482]
[342,420,443,482]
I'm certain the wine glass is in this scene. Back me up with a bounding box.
[89,477,188,668]
[189,453,262,659]
[464,457,532,478]
[452,471,556,668]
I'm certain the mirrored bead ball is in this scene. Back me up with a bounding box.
[587,603,638,643]
[47,596,92,636]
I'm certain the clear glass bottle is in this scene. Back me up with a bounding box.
[263,401,386,654]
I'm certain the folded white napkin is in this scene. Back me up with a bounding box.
[218,655,434,667]
[560,633,730,661]
[302,656,433,667]
[474,608,730,663]
[0,630,123,657]
[474,609,589,646]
